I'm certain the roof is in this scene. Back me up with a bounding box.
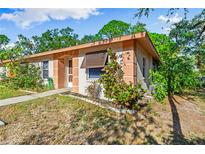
[1,32,160,65]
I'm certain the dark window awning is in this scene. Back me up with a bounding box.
[81,51,108,68]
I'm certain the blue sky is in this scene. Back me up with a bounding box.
[0,8,203,43]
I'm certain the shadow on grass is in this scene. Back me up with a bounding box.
[85,108,159,145]
[182,88,205,102]
[87,95,205,145]
[14,94,205,145]
[162,95,205,145]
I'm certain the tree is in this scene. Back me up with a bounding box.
[134,9,204,101]
[98,20,130,39]
[15,34,34,55]
[135,9,205,62]
[168,10,205,75]
[149,33,200,101]
[0,34,10,50]
[32,27,80,53]
[129,22,147,34]
[149,33,176,61]
[135,8,189,20]
[80,34,102,44]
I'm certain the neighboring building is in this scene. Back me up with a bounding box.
[0,32,160,98]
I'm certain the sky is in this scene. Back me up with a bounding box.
[0,8,203,43]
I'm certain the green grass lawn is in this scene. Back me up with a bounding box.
[0,91,205,145]
[0,86,28,100]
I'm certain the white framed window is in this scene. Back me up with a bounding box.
[42,61,49,79]
[88,67,104,79]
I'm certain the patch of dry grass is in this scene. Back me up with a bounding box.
[0,91,205,145]
[0,95,162,144]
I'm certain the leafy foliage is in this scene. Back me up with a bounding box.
[135,9,204,101]
[136,9,205,76]
[98,20,130,39]
[135,8,189,20]
[149,33,200,101]
[135,8,154,19]
[1,63,43,90]
[32,27,80,53]
[0,42,44,90]
[16,34,34,55]
[0,34,10,50]
[86,80,101,99]
[80,34,102,44]
[149,33,176,61]
[129,22,147,34]
[99,49,145,109]
[149,70,167,102]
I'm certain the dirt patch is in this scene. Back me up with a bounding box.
[152,92,205,144]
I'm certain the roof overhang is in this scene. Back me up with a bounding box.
[137,33,160,61]
[2,32,160,64]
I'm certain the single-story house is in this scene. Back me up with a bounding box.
[0,32,160,98]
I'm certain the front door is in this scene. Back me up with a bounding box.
[67,59,73,88]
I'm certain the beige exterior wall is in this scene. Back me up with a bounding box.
[76,40,154,99]
[136,42,153,89]
[1,39,155,97]
[30,55,54,85]
[122,40,137,85]
[78,42,122,99]
[32,59,54,85]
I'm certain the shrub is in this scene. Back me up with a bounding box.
[12,63,43,89]
[1,63,45,90]
[86,80,101,99]
[99,49,146,109]
[149,70,167,102]
[116,83,146,109]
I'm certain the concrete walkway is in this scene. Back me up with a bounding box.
[0,88,69,107]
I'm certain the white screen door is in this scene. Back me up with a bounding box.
[67,59,73,88]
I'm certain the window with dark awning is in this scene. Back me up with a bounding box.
[81,51,108,68]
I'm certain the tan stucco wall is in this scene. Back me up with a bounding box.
[136,42,153,89]
[28,55,54,85]
[75,40,154,98]
[78,42,122,98]
[122,40,137,85]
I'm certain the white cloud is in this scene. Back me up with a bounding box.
[157,13,183,34]
[158,13,182,24]
[5,42,15,48]
[0,8,100,29]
